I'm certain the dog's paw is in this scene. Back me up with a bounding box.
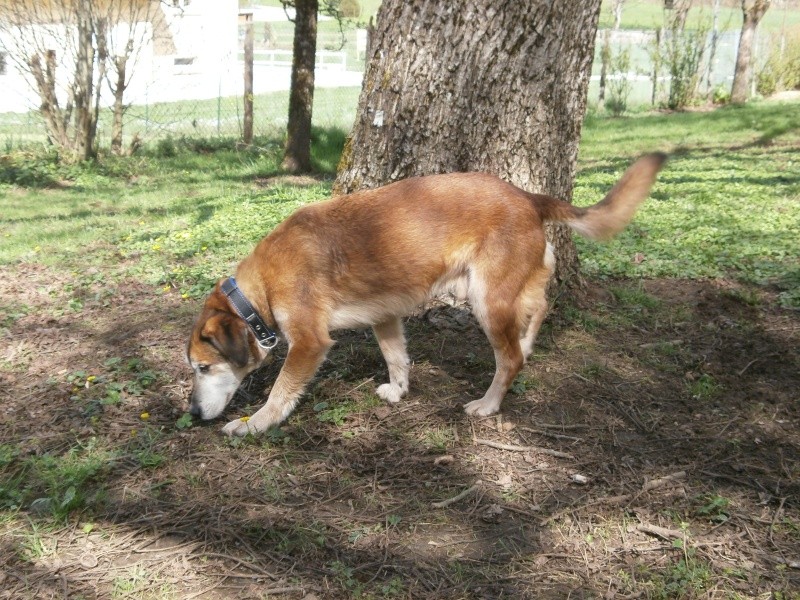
[376,383,403,404]
[464,398,500,417]
[221,417,258,437]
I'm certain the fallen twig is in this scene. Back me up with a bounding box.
[474,438,574,459]
[521,426,581,442]
[432,481,481,508]
[636,523,684,540]
[642,471,686,492]
[536,422,589,431]
[738,359,758,376]
[639,339,683,349]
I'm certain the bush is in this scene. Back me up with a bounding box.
[338,0,361,19]
[605,47,633,116]
[664,26,708,109]
[712,84,731,105]
[0,149,62,187]
[756,25,800,96]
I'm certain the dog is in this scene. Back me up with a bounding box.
[186,154,666,436]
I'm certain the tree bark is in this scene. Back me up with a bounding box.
[613,0,624,29]
[243,12,254,145]
[731,0,771,103]
[335,0,603,287]
[111,54,127,154]
[706,0,721,95]
[73,0,97,161]
[282,0,318,173]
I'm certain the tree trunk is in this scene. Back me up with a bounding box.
[706,0,721,95]
[111,55,127,155]
[599,30,610,103]
[731,0,771,103]
[335,0,603,287]
[29,50,70,149]
[243,12,254,145]
[282,0,318,173]
[599,0,624,105]
[613,0,624,29]
[73,0,97,161]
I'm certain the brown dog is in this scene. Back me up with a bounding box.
[187,154,666,436]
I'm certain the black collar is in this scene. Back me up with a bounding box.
[221,277,279,350]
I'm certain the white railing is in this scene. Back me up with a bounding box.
[253,49,347,71]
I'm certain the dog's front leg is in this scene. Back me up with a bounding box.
[373,317,410,404]
[221,335,332,436]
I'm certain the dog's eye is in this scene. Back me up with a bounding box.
[197,364,210,373]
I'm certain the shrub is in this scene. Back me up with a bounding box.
[663,26,708,109]
[712,84,731,105]
[756,25,800,96]
[0,149,61,187]
[338,0,361,19]
[605,47,633,116]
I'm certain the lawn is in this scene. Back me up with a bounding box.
[0,100,798,598]
[599,0,800,31]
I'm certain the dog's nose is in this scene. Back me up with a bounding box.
[188,392,202,417]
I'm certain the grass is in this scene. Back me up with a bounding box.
[599,0,800,31]
[3,105,796,303]
[0,99,799,598]
[0,86,361,148]
[574,101,800,306]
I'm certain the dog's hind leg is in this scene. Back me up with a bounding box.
[520,293,548,361]
[519,244,555,360]
[464,276,525,417]
[222,328,332,436]
[373,317,410,403]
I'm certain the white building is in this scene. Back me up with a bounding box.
[0,0,239,114]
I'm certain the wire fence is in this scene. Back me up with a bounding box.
[0,19,783,151]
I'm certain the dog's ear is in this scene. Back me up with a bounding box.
[201,313,251,368]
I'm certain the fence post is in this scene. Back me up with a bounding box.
[217,78,222,136]
[241,10,254,144]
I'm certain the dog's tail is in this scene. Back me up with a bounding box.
[534,152,667,241]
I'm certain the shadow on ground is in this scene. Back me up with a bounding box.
[1,264,798,598]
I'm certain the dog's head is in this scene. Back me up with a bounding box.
[186,282,268,420]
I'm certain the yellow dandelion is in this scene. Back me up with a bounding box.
[71,386,80,393]
[240,415,250,423]
[201,246,207,251]
[152,244,161,251]
[34,246,41,252]
[86,375,96,383]
[130,429,138,437]
[181,293,189,299]
[139,221,145,225]
[140,412,150,420]
[162,285,170,292]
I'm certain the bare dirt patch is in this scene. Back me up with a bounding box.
[1,264,798,598]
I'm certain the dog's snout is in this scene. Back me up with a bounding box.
[188,392,202,418]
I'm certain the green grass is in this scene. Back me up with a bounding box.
[1,101,798,310]
[574,101,800,306]
[1,438,116,518]
[599,0,800,31]
[0,128,344,293]
[0,86,361,149]
[1,98,798,598]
